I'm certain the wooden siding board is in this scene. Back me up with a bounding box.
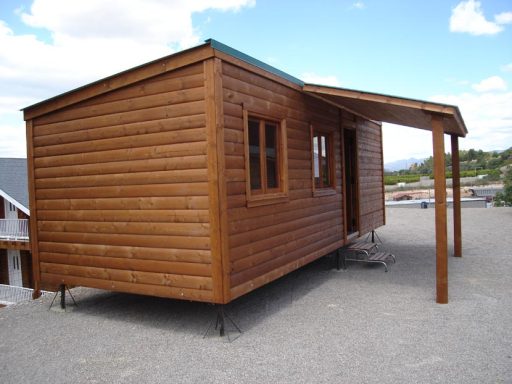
[357,119,385,234]
[38,242,211,263]
[30,59,214,302]
[222,63,345,297]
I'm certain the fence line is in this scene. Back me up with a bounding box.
[0,284,50,305]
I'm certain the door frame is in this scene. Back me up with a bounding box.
[7,249,23,287]
[341,125,360,241]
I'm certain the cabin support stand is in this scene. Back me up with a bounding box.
[365,229,382,244]
[49,284,77,311]
[335,248,346,271]
[203,305,242,341]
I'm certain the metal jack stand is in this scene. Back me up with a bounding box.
[335,248,346,271]
[49,284,77,311]
[365,229,382,244]
[203,304,242,341]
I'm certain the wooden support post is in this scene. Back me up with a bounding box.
[432,115,448,304]
[26,119,41,300]
[451,135,462,257]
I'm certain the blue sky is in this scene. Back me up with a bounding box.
[1,0,511,163]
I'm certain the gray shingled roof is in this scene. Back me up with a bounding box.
[0,158,29,212]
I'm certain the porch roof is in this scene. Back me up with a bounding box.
[303,84,467,137]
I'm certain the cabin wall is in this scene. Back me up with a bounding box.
[357,119,385,234]
[28,62,216,302]
[221,62,345,300]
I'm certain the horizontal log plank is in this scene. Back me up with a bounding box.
[36,182,209,199]
[41,273,214,302]
[36,196,209,211]
[34,113,206,147]
[34,64,204,125]
[34,140,207,169]
[34,127,207,157]
[41,262,212,290]
[38,220,210,237]
[35,168,209,189]
[35,155,207,179]
[38,231,211,250]
[38,242,211,263]
[231,226,340,276]
[229,239,343,301]
[37,209,209,223]
[34,99,205,138]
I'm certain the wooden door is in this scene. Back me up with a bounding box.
[343,128,359,236]
[7,249,23,287]
[4,200,17,219]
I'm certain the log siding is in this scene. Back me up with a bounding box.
[222,62,345,300]
[357,119,385,234]
[29,63,215,302]
[24,43,387,305]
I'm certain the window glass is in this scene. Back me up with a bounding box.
[265,122,278,189]
[321,135,330,186]
[248,119,261,190]
[312,130,333,189]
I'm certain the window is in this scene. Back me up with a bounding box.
[244,110,288,206]
[311,127,335,195]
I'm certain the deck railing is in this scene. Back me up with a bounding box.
[0,219,29,241]
[0,284,50,305]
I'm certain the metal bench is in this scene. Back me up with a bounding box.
[337,239,396,272]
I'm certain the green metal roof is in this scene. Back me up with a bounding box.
[206,39,304,87]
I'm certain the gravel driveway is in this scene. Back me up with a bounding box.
[1,207,511,384]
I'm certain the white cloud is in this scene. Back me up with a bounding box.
[502,63,512,73]
[0,122,27,158]
[449,0,511,35]
[351,2,366,10]
[472,76,507,92]
[383,124,434,163]
[430,91,512,152]
[383,88,512,162]
[495,12,512,25]
[302,72,341,87]
[0,0,254,157]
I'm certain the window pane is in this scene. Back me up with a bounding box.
[313,135,320,188]
[265,123,279,189]
[321,135,330,186]
[248,119,261,190]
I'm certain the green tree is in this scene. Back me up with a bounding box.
[495,170,512,207]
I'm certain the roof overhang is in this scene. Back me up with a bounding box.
[0,189,30,216]
[303,84,467,137]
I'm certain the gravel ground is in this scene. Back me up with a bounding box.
[1,207,511,384]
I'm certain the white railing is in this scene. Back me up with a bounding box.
[0,219,29,240]
[0,284,51,305]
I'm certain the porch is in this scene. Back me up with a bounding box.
[0,219,29,241]
[0,219,30,251]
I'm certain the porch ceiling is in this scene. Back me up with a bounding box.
[303,84,467,137]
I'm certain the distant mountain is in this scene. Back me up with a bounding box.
[384,157,424,172]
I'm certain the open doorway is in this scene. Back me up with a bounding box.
[343,128,359,236]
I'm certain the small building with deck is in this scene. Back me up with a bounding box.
[23,39,467,305]
[0,158,33,289]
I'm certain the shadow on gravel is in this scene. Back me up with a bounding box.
[66,255,338,336]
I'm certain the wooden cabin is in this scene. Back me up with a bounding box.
[23,39,466,304]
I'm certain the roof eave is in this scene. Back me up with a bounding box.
[22,42,215,120]
[0,189,30,216]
